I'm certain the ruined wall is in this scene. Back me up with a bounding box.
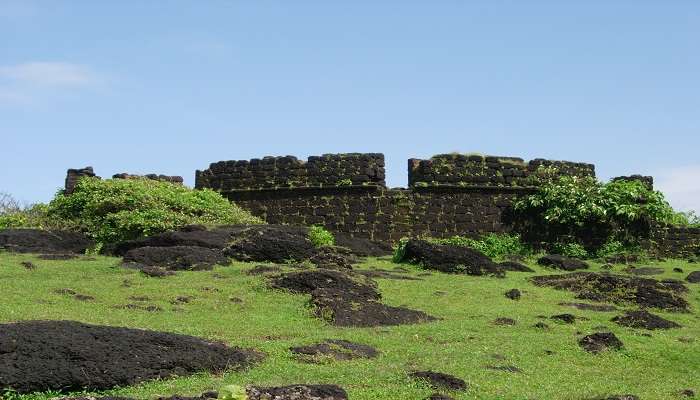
[195,153,385,191]
[408,154,595,187]
[650,225,700,259]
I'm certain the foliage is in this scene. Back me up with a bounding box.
[669,210,700,227]
[0,192,21,215]
[0,203,74,231]
[512,176,677,250]
[336,178,353,186]
[429,233,530,259]
[219,385,247,400]
[551,242,589,259]
[46,177,262,244]
[308,225,335,247]
[392,237,410,263]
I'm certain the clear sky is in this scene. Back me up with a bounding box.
[1,1,698,212]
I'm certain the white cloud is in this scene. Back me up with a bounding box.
[654,165,700,213]
[0,62,97,87]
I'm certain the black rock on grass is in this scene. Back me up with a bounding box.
[499,261,534,272]
[0,229,93,254]
[247,385,348,400]
[123,246,230,271]
[537,254,589,271]
[687,271,700,283]
[550,314,577,324]
[558,302,617,312]
[290,339,379,362]
[578,332,624,353]
[504,289,521,300]
[224,225,317,263]
[410,371,467,391]
[400,239,504,276]
[0,320,262,394]
[270,269,435,327]
[611,310,681,330]
[530,272,689,312]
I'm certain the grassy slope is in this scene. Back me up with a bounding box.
[0,253,698,400]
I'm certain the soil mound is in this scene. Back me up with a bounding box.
[271,269,435,327]
[499,261,534,272]
[611,310,681,330]
[409,371,467,391]
[0,229,93,254]
[558,302,617,312]
[247,385,348,400]
[578,332,624,353]
[224,225,316,263]
[400,239,504,276]
[334,233,393,257]
[686,271,700,283]
[123,246,230,271]
[537,254,589,271]
[0,320,261,394]
[290,339,379,362]
[530,272,689,312]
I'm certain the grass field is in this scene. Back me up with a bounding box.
[1,252,698,400]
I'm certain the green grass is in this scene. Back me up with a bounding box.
[1,252,698,400]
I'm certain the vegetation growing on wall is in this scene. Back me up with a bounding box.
[308,225,335,247]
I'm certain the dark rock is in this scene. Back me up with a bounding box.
[673,267,684,273]
[123,246,229,271]
[611,310,681,330]
[533,322,549,329]
[333,233,393,257]
[558,302,617,312]
[20,261,36,270]
[0,229,93,254]
[224,225,316,263]
[425,394,454,400]
[498,261,534,272]
[0,320,262,394]
[531,272,689,312]
[504,289,521,300]
[551,314,576,324]
[410,370,467,391]
[246,265,283,275]
[108,225,248,256]
[537,254,589,271]
[247,385,348,400]
[307,246,357,270]
[578,332,624,353]
[624,266,664,276]
[686,271,700,283]
[493,317,516,326]
[680,389,695,397]
[290,339,379,362]
[400,239,504,276]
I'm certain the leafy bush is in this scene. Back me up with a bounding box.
[669,210,700,227]
[392,237,410,263]
[0,202,73,231]
[308,225,335,247]
[46,177,262,244]
[551,242,589,259]
[392,233,529,262]
[511,176,677,251]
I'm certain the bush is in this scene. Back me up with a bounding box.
[551,242,589,259]
[511,176,677,252]
[430,233,530,259]
[669,210,700,227]
[392,237,410,263]
[308,225,335,247]
[46,177,262,244]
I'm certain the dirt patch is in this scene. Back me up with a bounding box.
[686,271,700,283]
[493,317,517,326]
[504,289,521,300]
[114,304,162,312]
[53,288,94,301]
[530,272,689,312]
[37,254,78,260]
[558,302,617,312]
[537,254,589,271]
[224,225,316,263]
[0,229,93,254]
[20,261,36,270]
[247,265,283,275]
[247,385,348,400]
[334,232,393,257]
[123,246,229,271]
[271,269,436,327]
[550,313,577,324]
[499,261,534,272]
[586,396,639,400]
[611,310,681,330]
[578,332,624,353]
[400,239,504,276]
[533,322,549,329]
[410,371,467,391]
[122,262,176,277]
[290,339,379,362]
[624,266,665,276]
[0,320,262,394]
[426,394,455,400]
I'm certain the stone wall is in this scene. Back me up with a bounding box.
[408,154,595,187]
[195,153,385,191]
[650,225,700,259]
[64,167,184,193]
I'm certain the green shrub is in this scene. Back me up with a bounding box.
[392,237,410,263]
[46,177,262,244]
[0,203,73,231]
[308,225,335,247]
[669,210,700,227]
[512,176,677,251]
[431,233,530,259]
[551,242,589,259]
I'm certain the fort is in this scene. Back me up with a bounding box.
[65,152,700,258]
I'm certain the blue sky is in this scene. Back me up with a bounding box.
[1,1,699,211]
